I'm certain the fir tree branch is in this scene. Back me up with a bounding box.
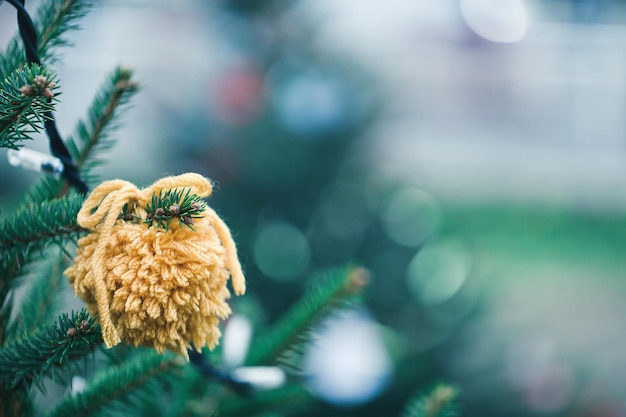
[35,0,92,63]
[0,194,84,270]
[0,0,91,77]
[1,67,137,342]
[245,266,368,366]
[401,383,459,417]
[0,309,101,390]
[24,66,138,202]
[0,195,83,343]
[0,386,32,417]
[45,351,180,417]
[66,66,138,179]
[0,64,59,150]
[15,251,68,335]
[214,384,312,417]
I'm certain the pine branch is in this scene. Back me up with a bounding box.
[15,250,68,335]
[0,0,92,77]
[45,351,180,417]
[0,195,83,343]
[25,66,138,202]
[2,66,136,341]
[0,194,84,270]
[245,266,368,366]
[0,386,32,417]
[214,384,312,417]
[35,0,92,63]
[66,66,138,180]
[401,384,459,417]
[0,64,58,150]
[0,309,101,390]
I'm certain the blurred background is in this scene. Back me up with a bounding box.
[3,0,626,415]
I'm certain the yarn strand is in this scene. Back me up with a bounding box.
[207,207,246,296]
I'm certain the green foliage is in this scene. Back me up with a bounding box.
[0,0,92,76]
[35,0,93,63]
[144,187,207,231]
[0,64,58,150]
[214,384,312,417]
[0,194,84,270]
[45,350,180,417]
[0,195,83,344]
[65,66,138,183]
[401,383,459,417]
[0,309,101,390]
[25,66,139,202]
[246,266,368,366]
[16,250,68,334]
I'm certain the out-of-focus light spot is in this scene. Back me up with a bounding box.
[304,308,393,406]
[460,0,527,43]
[222,315,253,369]
[253,221,311,281]
[71,376,87,394]
[407,238,471,305]
[381,188,441,247]
[271,69,348,136]
[231,367,286,390]
[210,64,265,126]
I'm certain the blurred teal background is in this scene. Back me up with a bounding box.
[3,0,626,415]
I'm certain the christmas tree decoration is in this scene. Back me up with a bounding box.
[64,173,246,358]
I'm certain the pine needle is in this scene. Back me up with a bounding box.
[0,194,84,270]
[15,249,68,334]
[0,64,59,150]
[0,309,101,390]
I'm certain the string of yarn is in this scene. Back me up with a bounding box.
[65,173,245,358]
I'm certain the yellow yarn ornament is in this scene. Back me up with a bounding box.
[64,173,245,358]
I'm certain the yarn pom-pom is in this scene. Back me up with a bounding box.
[64,173,245,358]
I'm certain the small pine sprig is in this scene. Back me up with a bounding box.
[0,64,59,150]
[401,383,459,417]
[143,188,207,231]
[0,309,102,390]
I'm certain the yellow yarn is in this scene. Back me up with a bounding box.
[64,173,245,358]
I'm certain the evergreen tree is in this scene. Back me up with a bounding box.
[0,1,458,417]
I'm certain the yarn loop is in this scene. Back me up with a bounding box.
[65,173,245,358]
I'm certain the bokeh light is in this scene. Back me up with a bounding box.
[269,66,349,137]
[381,188,442,247]
[406,238,472,305]
[303,308,393,406]
[459,0,528,43]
